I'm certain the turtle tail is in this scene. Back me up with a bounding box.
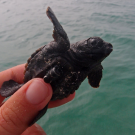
[0,80,23,97]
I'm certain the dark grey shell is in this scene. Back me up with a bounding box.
[24,47,87,100]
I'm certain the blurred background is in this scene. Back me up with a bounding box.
[0,0,135,134]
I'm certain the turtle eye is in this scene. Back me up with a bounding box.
[90,39,97,47]
[97,42,103,48]
[96,40,104,48]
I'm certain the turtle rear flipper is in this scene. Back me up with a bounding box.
[46,7,70,51]
[0,80,23,97]
[29,104,48,126]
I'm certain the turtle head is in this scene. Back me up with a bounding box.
[70,37,113,67]
[85,37,113,62]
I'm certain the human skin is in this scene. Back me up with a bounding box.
[0,64,75,135]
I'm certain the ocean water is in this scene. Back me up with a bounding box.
[0,0,135,134]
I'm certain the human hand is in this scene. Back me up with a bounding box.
[0,64,75,135]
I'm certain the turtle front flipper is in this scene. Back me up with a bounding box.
[46,7,70,52]
[88,64,103,88]
[0,80,23,97]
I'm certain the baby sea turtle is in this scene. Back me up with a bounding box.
[0,7,113,125]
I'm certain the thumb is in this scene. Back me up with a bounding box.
[0,78,52,135]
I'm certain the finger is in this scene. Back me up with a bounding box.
[0,64,25,103]
[21,123,46,135]
[0,97,5,105]
[48,92,75,108]
[0,78,52,135]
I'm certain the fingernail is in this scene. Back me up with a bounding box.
[26,79,49,105]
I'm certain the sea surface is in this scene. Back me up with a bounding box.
[0,0,135,134]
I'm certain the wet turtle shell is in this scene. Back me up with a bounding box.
[0,7,113,125]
